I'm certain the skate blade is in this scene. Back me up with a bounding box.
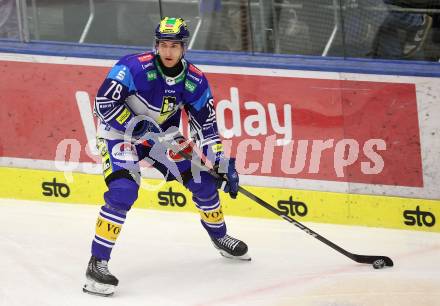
[83,278,115,297]
[219,250,252,261]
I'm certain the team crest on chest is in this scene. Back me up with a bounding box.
[161,96,177,114]
[155,96,178,124]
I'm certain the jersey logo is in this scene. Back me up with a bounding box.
[156,96,179,124]
[138,54,153,62]
[161,96,177,115]
[115,108,131,125]
[147,70,157,81]
[188,64,203,76]
[207,98,216,121]
[187,73,201,83]
[111,142,139,161]
[185,79,197,93]
[116,68,126,81]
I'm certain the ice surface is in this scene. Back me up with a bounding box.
[0,199,439,306]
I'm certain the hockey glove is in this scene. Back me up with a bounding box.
[216,158,239,199]
[129,115,162,145]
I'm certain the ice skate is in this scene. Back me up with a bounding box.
[211,234,251,261]
[83,256,119,297]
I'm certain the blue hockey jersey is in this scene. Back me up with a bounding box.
[94,52,222,159]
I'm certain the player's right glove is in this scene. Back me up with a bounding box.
[215,157,239,199]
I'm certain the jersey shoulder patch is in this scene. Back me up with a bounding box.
[117,52,155,73]
[106,53,146,91]
[188,63,204,77]
[185,62,206,93]
[135,52,158,81]
[137,52,155,63]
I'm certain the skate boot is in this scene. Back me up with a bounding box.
[83,256,119,297]
[211,234,251,261]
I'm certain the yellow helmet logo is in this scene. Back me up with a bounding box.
[159,17,186,34]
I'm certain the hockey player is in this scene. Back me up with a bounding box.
[83,17,250,297]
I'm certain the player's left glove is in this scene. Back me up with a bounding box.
[216,158,239,199]
[127,115,163,146]
[132,119,160,139]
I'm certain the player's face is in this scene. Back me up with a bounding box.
[157,40,184,68]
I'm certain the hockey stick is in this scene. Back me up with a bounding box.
[237,187,394,268]
[137,119,394,268]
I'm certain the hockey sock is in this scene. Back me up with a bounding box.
[186,173,227,238]
[197,202,227,239]
[92,205,126,260]
[91,178,138,260]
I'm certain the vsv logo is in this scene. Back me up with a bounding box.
[42,178,70,198]
[158,187,187,207]
[403,206,436,227]
[96,219,121,235]
[202,208,223,223]
[277,196,308,217]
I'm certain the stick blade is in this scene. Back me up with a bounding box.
[353,255,394,267]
